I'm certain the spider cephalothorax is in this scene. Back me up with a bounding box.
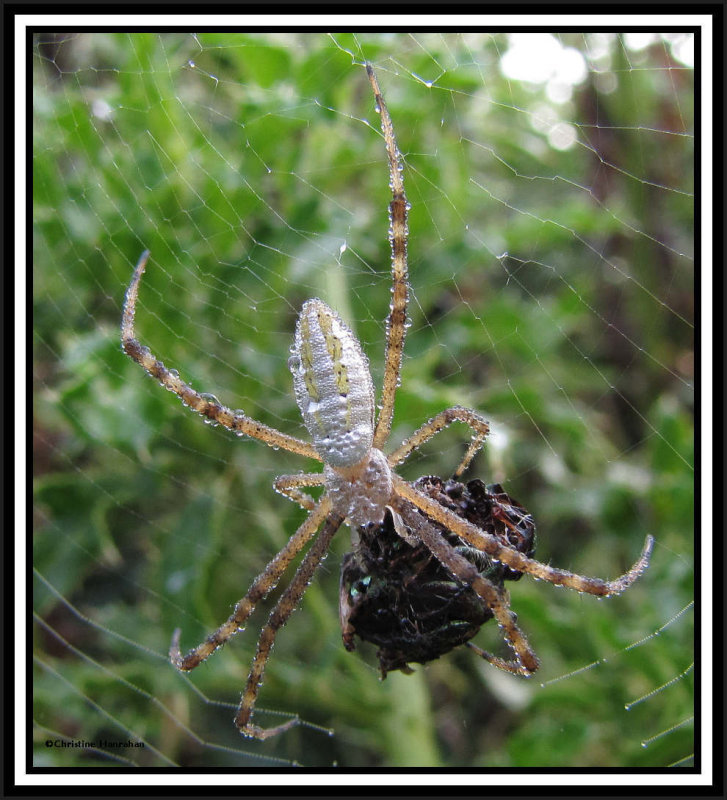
[122,62,653,739]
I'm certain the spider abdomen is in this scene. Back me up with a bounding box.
[289,299,375,468]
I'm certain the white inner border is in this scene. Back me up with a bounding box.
[20,12,711,789]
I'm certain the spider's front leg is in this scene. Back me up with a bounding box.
[465,641,536,676]
[170,496,332,671]
[394,474,654,597]
[387,405,491,478]
[397,501,539,676]
[235,511,345,739]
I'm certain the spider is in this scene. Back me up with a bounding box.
[121,63,654,740]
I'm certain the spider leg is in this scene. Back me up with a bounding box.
[170,495,332,671]
[366,64,410,451]
[387,405,491,477]
[397,502,539,675]
[465,641,534,675]
[393,474,654,597]
[273,473,326,511]
[236,511,345,739]
[122,250,321,461]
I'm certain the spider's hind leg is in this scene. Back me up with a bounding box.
[121,250,321,461]
[366,63,410,451]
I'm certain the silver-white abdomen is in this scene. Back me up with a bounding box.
[288,299,375,468]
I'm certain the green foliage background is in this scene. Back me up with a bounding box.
[33,32,694,770]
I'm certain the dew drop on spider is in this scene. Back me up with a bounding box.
[287,353,301,373]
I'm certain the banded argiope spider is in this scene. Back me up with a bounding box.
[121,63,653,740]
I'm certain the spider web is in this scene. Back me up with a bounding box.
[31,29,699,778]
